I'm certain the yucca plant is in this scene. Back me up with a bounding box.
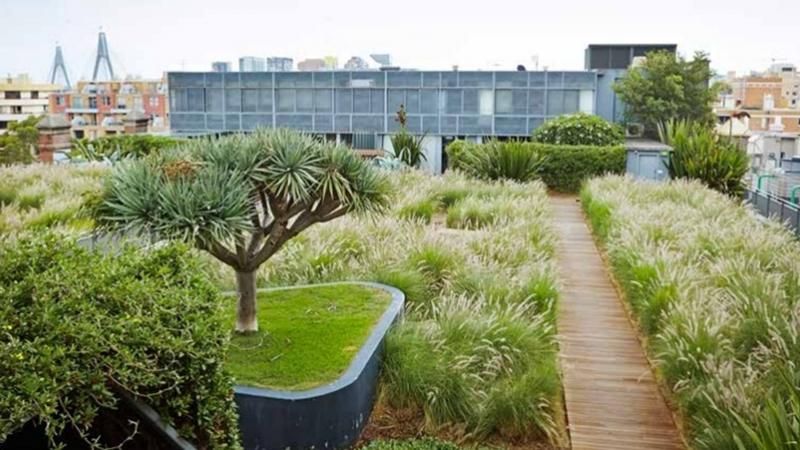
[95,128,391,332]
[659,120,749,197]
[391,127,427,168]
[458,140,544,182]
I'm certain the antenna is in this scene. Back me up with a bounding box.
[50,44,71,88]
[92,30,115,81]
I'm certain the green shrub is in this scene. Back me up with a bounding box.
[399,199,437,223]
[70,134,182,161]
[532,113,624,146]
[456,140,544,182]
[536,144,625,192]
[444,140,471,172]
[16,192,44,211]
[659,120,749,197]
[362,438,464,450]
[0,235,239,448]
[448,141,625,192]
[0,185,16,207]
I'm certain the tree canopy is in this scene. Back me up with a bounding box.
[95,128,391,332]
[613,51,722,135]
[0,115,41,165]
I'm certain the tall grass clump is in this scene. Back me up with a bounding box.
[582,175,800,449]
[0,163,107,235]
[201,170,564,445]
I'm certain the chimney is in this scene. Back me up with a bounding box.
[36,114,72,163]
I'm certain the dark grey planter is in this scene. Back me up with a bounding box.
[229,282,405,450]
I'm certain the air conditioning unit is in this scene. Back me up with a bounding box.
[625,123,645,138]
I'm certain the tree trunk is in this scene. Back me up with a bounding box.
[235,270,258,333]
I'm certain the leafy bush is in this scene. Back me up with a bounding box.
[456,140,544,183]
[659,120,749,197]
[0,115,39,166]
[532,113,624,146]
[447,141,624,192]
[0,235,239,448]
[582,176,800,449]
[362,438,464,450]
[70,134,182,161]
[536,144,625,192]
[444,140,470,171]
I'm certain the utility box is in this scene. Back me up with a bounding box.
[625,139,671,181]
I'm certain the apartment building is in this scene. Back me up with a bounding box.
[267,57,293,72]
[239,57,266,72]
[49,79,168,139]
[0,74,62,132]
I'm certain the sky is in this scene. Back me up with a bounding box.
[1,0,799,83]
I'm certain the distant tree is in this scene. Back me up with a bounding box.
[0,115,41,165]
[95,129,390,333]
[613,51,722,135]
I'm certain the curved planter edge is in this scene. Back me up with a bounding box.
[224,281,405,450]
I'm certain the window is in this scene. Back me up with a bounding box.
[225,88,242,112]
[4,91,20,100]
[72,98,82,108]
[31,91,39,99]
[277,89,295,112]
[149,97,159,107]
[296,89,313,112]
[102,96,111,106]
[314,89,332,112]
[206,88,223,112]
[88,97,97,109]
[335,89,352,113]
[55,96,64,106]
[11,106,22,114]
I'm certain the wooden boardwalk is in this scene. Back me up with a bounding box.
[551,196,683,450]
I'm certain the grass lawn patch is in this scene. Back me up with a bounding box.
[225,283,391,390]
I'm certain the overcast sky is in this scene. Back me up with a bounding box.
[1,0,798,83]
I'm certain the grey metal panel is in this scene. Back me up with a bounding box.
[313,72,333,87]
[370,89,384,114]
[204,73,223,87]
[459,116,492,134]
[296,89,313,112]
[405,90,420,113]
[422,72,441,88]
[496,72,528,88]
[528,117,544,132]
[276,72,312,87]
[242,114,272,130]
[495,117,528,135]
[335,89,352,113]
[458,72,492,87]
[225,114,241,130]
[422,115,439,134]
[352,115,383,132]
[225,89,242,112]
[442,72,458,87]
[313,89,332,112]
[241,72,271,88]
[441,115,458,134]
[546,72,564,88]
[353,89,370,113]
[171,113,206,130]
[223,73,241,88]
[387,71,422,87]
[207,114,224,130]
[351,71,384,87]
[529,72,545,88]
[314,114,333,132]
[276,89,294,112]
[334,115,351,132]
[276,114,313,130]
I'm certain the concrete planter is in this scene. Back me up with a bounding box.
[229,282,405,450]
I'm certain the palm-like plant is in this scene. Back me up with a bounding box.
[458,140,545,182]
[95,129,391,332]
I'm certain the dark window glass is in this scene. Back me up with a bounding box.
[225,88,241,112]
[335,89,352,113]
[205,88,223,112]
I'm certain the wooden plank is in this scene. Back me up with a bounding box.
[550,195,683,450]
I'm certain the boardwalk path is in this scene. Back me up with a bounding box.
[550,196,683,450]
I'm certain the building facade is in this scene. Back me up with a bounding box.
[297,58,326,71]
[239,57,266,72]
[267,57,293,71]
[49,79,168,139]
[168,70,605,173]
[212,61,232,73]
[0,74,62,132]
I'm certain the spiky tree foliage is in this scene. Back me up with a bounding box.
[95,129,391,332]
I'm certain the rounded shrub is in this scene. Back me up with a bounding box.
[0,234,239,448]
[532,113,624,146]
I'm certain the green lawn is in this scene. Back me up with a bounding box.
[225,284,392,390]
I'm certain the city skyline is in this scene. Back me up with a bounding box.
[1,0,799,83]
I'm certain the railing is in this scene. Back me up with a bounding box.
[745,189,800,236]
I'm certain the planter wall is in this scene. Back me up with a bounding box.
[232,282,405,450]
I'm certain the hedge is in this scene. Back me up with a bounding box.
[446,141,625,193]
[70,134,181,161]
[0,235,240,448]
